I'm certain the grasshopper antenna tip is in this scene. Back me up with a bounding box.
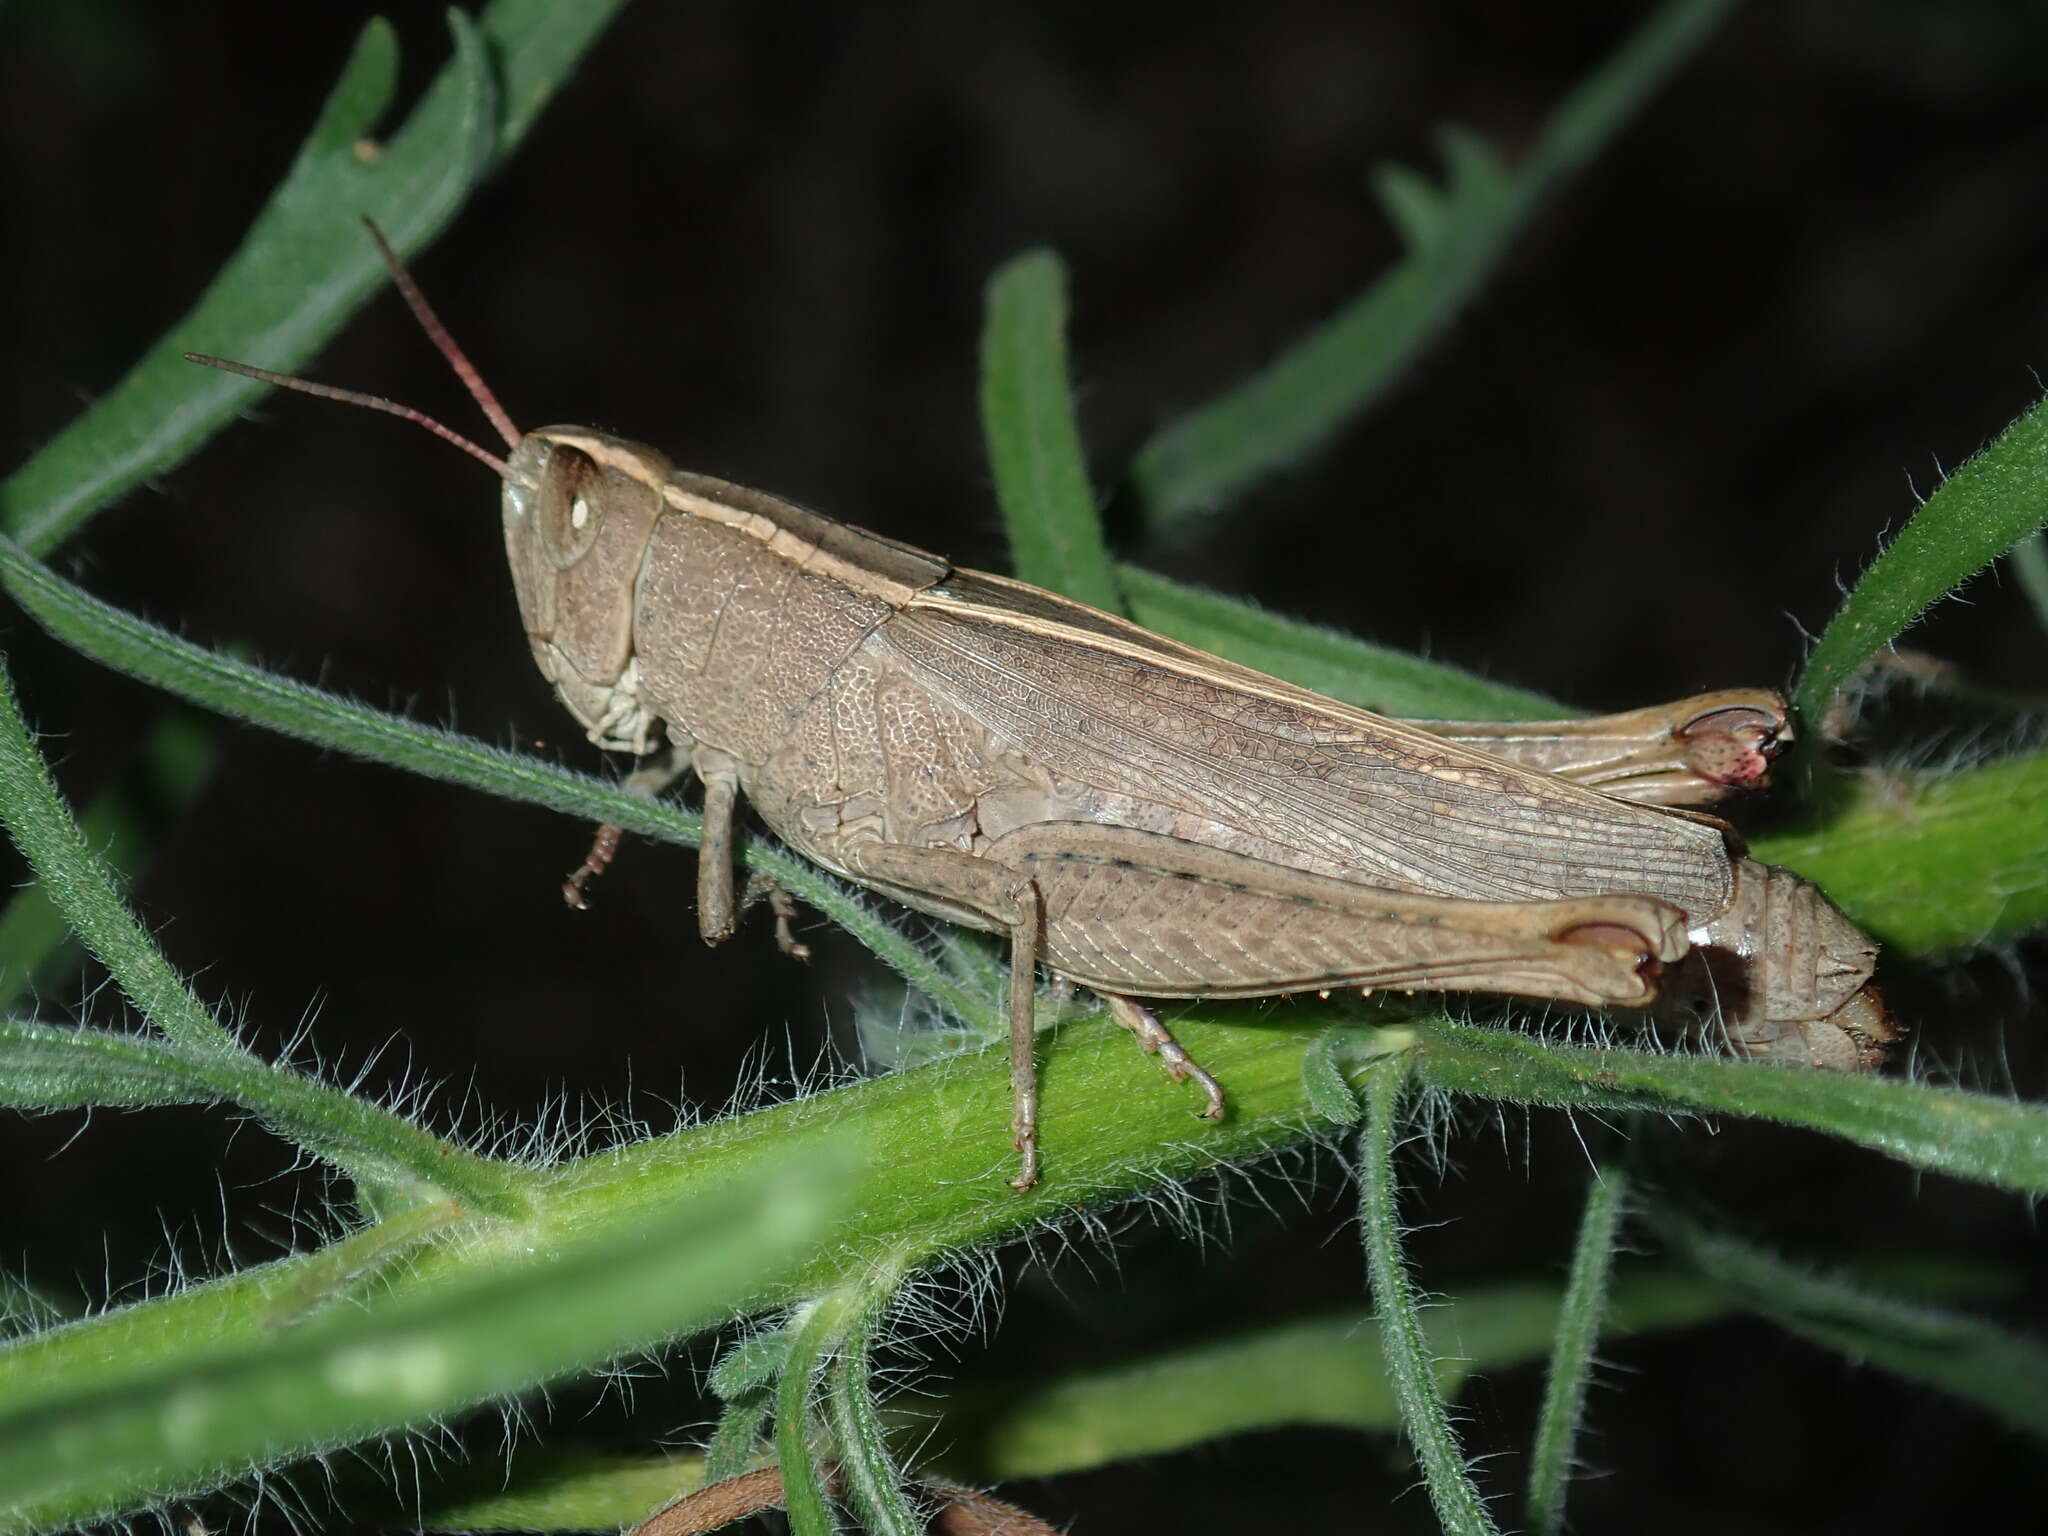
[359,217,522,452]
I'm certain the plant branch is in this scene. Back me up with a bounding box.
[1357,1059,1501,1535]
[1527,1164,1629,1535]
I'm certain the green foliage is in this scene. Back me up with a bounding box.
[2,2,2044,1533]
[980,250,1123,615]
[1527,1167,1630,1536]
[0,0,628,557]
[1355,1062,1500,1536]
[1794,392,2048,745]
[1,1150,851,1533]
[1645,1205,2048,1439]
[0,713,215,1015]
[1124,0,1738,530]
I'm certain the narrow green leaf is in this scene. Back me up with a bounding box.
[0,655,234,1054]
[712,1327,796,1399]
[1653,1207,2048,1438]
[0,16,489,554]
[1301,1030,1364,1124]
[776,1297,847,1536]
[1118,564,1563,717]
[929,1270,1727,1485]
[486,0,634,151]
[829,1348,919,1536]
[0,1147,852,1534]
[0,711,217,1014]
[1527,1166,1630,1536]
[704,1392,774,1485]
[1751,748,2048,954]
[1409,1019,2048,1198]
[1128,0,1737,529]
[825,1264,919,1536]
[1357,1060,1502,1536]
[412,1255,2017,1519]
[980,249,1122,612]
[0,0,629,554]
[416,1448,710,1534]
[0,1020,526,1219]
[1795,391,2048,735]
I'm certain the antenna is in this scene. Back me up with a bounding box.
[357,218,520,451]
[182,353,512,478]
[183,218,520,478]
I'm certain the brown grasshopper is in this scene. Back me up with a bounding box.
[191,230,1894,1189]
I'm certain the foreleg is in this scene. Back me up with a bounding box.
[562,742,693,909]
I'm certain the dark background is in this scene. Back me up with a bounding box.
[4,2,2046,1532]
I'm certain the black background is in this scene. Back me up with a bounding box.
[4,3,2046,1532]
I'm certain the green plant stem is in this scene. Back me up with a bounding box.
[0,1009,1343,1531]
[1404,1020,2048,1195]
[1357,1059,1501,1536]
[0,655,232,1054]
[0,1149,851,1534]
[0,1021,526,1218]
[15,1004,2036,1530]
[1527,1164,1629,1536]
[1750,748,2048,954]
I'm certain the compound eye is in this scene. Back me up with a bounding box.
[535,443,603,567]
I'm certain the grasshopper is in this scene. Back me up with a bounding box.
[191,229,1894,1189]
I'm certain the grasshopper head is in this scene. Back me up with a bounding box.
[503,429,671,753]
[188,226,676,760]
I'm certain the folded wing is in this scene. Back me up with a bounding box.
[885,573,1732,915]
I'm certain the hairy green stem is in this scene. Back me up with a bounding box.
[1357,1060,1501,1535]
[825,1262,920,1536]
[0,657,232,1054]
[1527,1164,1630,1535]
[0,1021,526,1218]
[777,1296,849,1536]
